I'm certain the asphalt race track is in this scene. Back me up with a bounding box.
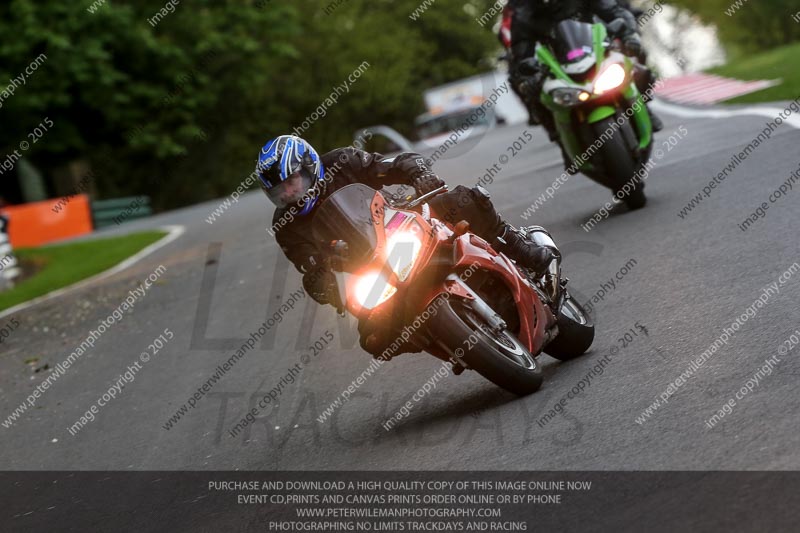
[2,100,799,473]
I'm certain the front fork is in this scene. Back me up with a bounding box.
[444,274,507,332]
[437,274,508,372]
[441,268,561,365]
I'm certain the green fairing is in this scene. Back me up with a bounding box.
[536,47,572,83]
[540,91,586,168]
[623,84,653,149]
[593,24,607,72]
[587,106,616,123]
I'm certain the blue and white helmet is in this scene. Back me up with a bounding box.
[257,135,325,215]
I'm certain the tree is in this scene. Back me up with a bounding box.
[665,0,799,52]
[0,0,501,209]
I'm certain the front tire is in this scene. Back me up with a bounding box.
[428,298,543,395]
[544,294,595,361]
[592,116,647,209]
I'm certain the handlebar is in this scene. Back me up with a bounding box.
[388,185,449,210]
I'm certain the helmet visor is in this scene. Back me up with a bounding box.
[265,169,316,209]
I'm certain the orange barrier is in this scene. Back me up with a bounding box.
[0,195,93,248]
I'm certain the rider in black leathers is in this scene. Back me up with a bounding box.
[260,135,559,358]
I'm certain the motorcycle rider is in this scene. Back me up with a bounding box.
[258,135,559,357]
[505,0,663,168]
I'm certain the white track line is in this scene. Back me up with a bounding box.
[651,99,800,130]
[0,225,185,320]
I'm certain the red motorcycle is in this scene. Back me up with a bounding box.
[312,184,594,394]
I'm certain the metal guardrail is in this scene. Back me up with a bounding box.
[91,196,153,229]
[0,214,20,291]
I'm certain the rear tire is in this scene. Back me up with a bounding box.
[544,294,595,361]
[428,298,543,395]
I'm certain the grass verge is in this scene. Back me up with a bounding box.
[0,230,167,312]
[708,42,800,104]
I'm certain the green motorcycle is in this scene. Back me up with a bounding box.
[534,18,654,208]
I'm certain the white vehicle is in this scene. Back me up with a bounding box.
[421,70,526,128]
[355,70,527,154]
[412,104,497,150]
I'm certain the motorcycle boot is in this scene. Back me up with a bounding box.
[493,223,559,277]
[646,104,664,132]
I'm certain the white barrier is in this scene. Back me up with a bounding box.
[0,215,20,290]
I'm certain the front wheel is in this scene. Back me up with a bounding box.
[590,116,647,209]
[544,294,595,361]
[428,298,543,395]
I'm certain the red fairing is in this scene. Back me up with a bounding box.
[450,234,554,356]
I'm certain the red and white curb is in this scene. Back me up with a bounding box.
[655,73,781,105]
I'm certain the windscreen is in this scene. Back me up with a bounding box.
[311,183,380,266]
[550,20,595,64]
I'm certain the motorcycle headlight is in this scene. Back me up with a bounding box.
[551,88,591,107]
[354,271,397,310]
[386,230,423,281]
[593,63,626,95]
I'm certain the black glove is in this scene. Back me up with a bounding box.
[515,56,541,77]
[302,267,339,306]
[411,170,446,196]
[357,311,393,359]
[623,34,642,58]
[357,309,421,360]
[514,58,544,96]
